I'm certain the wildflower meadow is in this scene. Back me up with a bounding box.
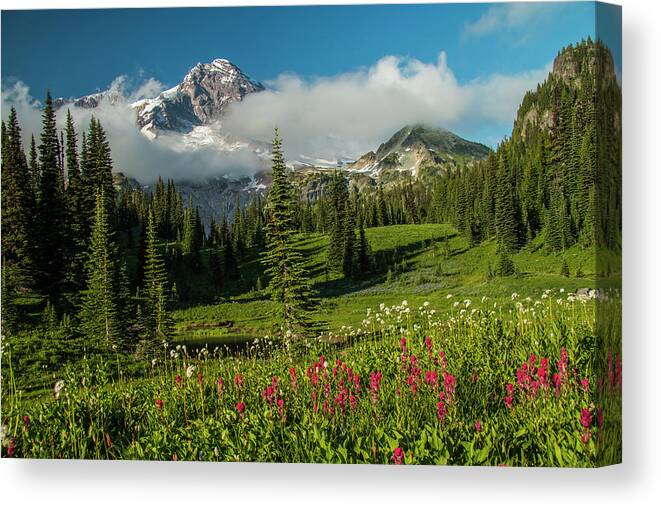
[1,290,621,466]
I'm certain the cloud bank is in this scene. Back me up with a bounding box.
[224,52,550,160]
[2,52,550,182]
[1,77,265,183]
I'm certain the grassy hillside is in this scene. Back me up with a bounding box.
[172,223,597,348]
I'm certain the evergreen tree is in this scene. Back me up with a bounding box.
[262,129,316,335]
[357,219,372,273]
[86,117,116,219]
[35,91,69,300]
[342,199,357,277]
[28,134,39,192]
[1,263,18,336]
[495,243,516,277]
[1,108,37,290]
[64,110,87,294]
[79,190,125,349]
[327,172,349,272]
[494,148,521,252]
[220,215,238,278]
[142,209,173,343]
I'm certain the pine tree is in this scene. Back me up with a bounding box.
[1,108,37,290]
[28,134,40,193]
[342,198,357,277]
[262,129,316,336]
[495,243,516,277]
[327,172,349,272]
[142,209,173,344]
[64,110,87,294]
[35,91,69,300]
[79,190,125,349]
[1,265,18,336]
[357,219,372,273]
[220,215,238,278]
[377,184,389,226]
[494,148,521,252]
[86,117,116,219]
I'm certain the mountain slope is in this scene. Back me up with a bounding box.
[345,124,491,179]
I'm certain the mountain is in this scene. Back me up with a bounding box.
[53,61,489,223]
[345,124,491,180]
[54,58,268,159]
[131,59,265,138]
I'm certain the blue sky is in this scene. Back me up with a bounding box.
[0,2,621,171]
[2,3,611,97]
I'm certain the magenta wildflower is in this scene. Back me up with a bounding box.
[580,408,593,428]
[437,400,446,421]
[392,447,405,465]
[581,378,590,392]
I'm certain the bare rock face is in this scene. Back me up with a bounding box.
[132,59,265,136]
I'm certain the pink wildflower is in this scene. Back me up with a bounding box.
[443,372,456,399]
[289,367,298,390]
[580,408,593,428]
[581,378,590,392]
[392,447,405,465]
[370,371,382,403]
[505,383,515,408]
[236,401,246,418]
[437,400,446,421]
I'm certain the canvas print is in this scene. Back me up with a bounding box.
[0,2,621,466]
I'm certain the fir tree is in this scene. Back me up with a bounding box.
[86,117,116,219]
[79,190,125,349]
[327,172,349,272]
[494,148,521,252]
[64,110,87,294]
[1,108,37,290]
[35,91,69,300]
[28,134,39,192]
[342,199,357,277]
[495,243,516,277]
[262,129,316,336]
[357,219,372,273]
[142,209,173,343]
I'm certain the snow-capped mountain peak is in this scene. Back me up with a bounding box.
[132,58,265,136]
[55,58,264,139]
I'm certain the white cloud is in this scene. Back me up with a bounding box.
[224,52,550,160]
[2,51,551,181]
[463,2,561,40]
[1,79,263,183]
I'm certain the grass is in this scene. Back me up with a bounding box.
[2,291,621,465]
[169,224,598,347]
[2,223,620,465]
